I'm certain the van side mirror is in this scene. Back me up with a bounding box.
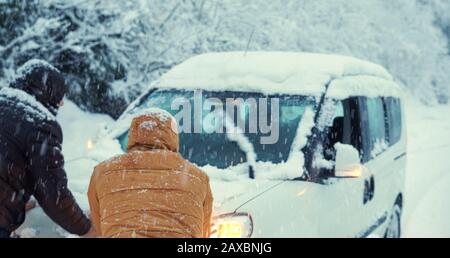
[334,143,363,178]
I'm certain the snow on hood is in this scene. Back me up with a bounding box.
[156,51,395,97]
[0,86,56,122]
[201,164,280,208]
[202,154,305,210]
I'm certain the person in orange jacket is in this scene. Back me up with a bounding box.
[87,109,213,238]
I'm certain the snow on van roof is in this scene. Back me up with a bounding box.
[156,52,401,98]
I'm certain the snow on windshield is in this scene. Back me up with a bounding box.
[110,89,318,174]
[223,113,257,167]
[202,107,316,181]
[254,107,315,180]
[102,89,317,182]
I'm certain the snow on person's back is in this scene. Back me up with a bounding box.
[0,87,55,122]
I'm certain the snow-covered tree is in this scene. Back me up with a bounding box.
[1,0,449,118]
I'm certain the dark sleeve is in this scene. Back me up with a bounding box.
[25,120,91,235]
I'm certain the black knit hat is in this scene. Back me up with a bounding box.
[11,60,67,114]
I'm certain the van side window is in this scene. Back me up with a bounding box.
[384,97,402,146]
[323,98,362,160]
[342,98,362,152]
[323,100,345,160]
[318,98,363,179]
[365,98,388,158]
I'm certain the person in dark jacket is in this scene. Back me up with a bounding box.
[0,60,94,238]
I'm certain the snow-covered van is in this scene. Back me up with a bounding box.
[94,52,407,238]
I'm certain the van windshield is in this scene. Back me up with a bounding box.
[118,88,316,169]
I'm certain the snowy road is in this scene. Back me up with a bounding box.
[17,98,450,237]
[402,98,450,237]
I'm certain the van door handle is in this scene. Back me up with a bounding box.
[363,175,375,205]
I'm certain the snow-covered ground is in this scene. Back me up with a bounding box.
[16,97,450,237]
[402,97,450,237]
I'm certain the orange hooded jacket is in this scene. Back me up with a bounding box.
[88,109,213,238]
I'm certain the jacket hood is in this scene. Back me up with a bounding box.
[126,109,179,153]
[10,60,67,115]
